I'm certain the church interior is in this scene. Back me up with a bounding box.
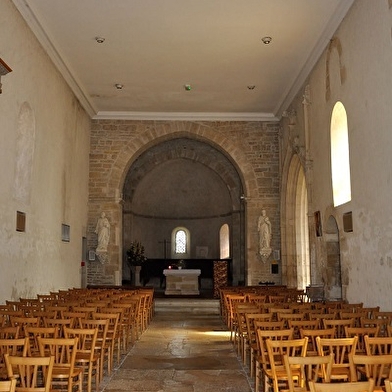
[1,0,392,312]
[3,2,392,391]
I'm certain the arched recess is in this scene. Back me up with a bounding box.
[324,215,342,300]
[281,153,310,289]
[87,121,262,288]
[121,136,247,286]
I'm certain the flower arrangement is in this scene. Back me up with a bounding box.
[177,259,185,269]
[126,241,147,266]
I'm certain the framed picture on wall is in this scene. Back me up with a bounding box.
[314,211,322,237]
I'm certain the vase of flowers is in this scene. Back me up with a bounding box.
[126,241,147,285]
[177,259,185,270]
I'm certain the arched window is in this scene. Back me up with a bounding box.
[171,227,190,259]
[331,101,351,207]
[219,224,230,259]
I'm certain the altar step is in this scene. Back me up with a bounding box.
[154,298,221,315]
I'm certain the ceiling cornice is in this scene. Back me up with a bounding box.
[93,111,279,122]
[12,0,97,117]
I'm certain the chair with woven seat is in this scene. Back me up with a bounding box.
[37,337,82,392]
[309,379,375,392]
[4,354,54,392]
[283,353,333,392]
[64,327,99,392]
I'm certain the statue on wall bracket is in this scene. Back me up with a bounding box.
[257,208,272,262]
[95,212,110,264]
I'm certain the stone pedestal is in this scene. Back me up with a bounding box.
[163,269,201,295]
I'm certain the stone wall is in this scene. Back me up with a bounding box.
[87,120,281,287]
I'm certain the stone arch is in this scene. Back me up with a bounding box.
[108,122,257,201]
[281,150,308,288]
[88,121,264,286]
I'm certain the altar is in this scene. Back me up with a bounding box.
[163,269,201,295]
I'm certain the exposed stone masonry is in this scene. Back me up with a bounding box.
[88,120,280,286]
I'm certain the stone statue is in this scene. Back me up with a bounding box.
[95,212,110,252]
[258,208,272,260]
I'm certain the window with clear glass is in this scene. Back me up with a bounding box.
[331,101,351,207]
[220,224,230,259]
[175,229,187,254]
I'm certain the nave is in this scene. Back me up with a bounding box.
[102,299,252,392]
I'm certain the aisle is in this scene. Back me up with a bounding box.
[102,308,252,392]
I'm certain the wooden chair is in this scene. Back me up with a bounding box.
[283,354,333,392]
[323,318,354,338]
[0,379,16,392]
[0,327,20,339]
[265,337,308,392]
[300,328,335,356]
[93,312,120,374]
[9,317,39,337]
[225,295,246,341]
[64,327,99,392]
[80,319,109,382]
[350,353,392,391]
[361,318,389,337]
[24,326,58,357]
[316,336,358,382]
[4,354,54,392]
[62,312,87,328]
[244,313,271,376]
[233,303,260,360]
[0,338,29,380]
[255,328,294,392]
[385,379,392,392]
[365,336,392,355]
[309,379,375,392]
[288,320,320,339]
[37,337,83,392]
[345,326,379,354]
[43,318,74,338]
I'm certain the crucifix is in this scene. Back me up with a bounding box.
[158,239,170,260]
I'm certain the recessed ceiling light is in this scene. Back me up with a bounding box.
[261,36,272,45]
[115,83,123,90]
[95,36,105,44]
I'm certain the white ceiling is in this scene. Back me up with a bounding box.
[12,0,354,121]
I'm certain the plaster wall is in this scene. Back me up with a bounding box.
[280,0,392,309]
[0,1,91,302]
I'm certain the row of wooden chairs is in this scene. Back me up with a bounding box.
[0,287,155,392]
[220,291,392,392]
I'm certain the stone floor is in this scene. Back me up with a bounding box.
[101,301,253,392]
